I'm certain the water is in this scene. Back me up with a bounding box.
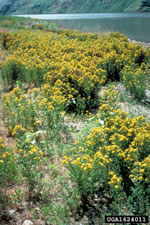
[18,13,150,42]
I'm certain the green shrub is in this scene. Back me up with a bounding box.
[63,88,150,216]
[0,138,17,187]
[122,65,148,101]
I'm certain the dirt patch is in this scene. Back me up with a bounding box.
[0,28,9,33]
[0,100,15,148]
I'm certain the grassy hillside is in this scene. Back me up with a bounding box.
[0,0,150,15]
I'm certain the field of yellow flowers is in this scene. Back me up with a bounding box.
[0,18,150,224]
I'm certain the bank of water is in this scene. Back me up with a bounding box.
[18,13,150,42]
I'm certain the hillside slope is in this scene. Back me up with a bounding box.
[0,0,150,15]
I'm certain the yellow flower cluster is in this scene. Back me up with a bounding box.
[1,86,62,133]
[2,30,149,112]
[0,137,16,189]
[2,87,36,132]
[1,86,63,167]
[98,85,119,120]
[130,155,150,183]
[18,136,44,163]
[63,88,150,194]
[100,85,119,107]
[12,124,25,136]
[108,171,122,189]
[0,137,12,164]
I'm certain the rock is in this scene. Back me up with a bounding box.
[22,220,33,225]
[8,209,16,215]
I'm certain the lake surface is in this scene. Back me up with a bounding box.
[18,13,150,42]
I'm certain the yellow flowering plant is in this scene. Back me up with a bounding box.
[2,86,64,136]
[63,88,150,215]
[1,30,149,113]
[0,137,16,188]
[1,87,40,132]
[15,131,45,192]
[122,64,148,101]
[1,83,67,194]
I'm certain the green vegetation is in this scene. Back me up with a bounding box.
[0,18,150,224]
[64,86,150,218]
[0,0,150,15]
[0,16,60,31]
